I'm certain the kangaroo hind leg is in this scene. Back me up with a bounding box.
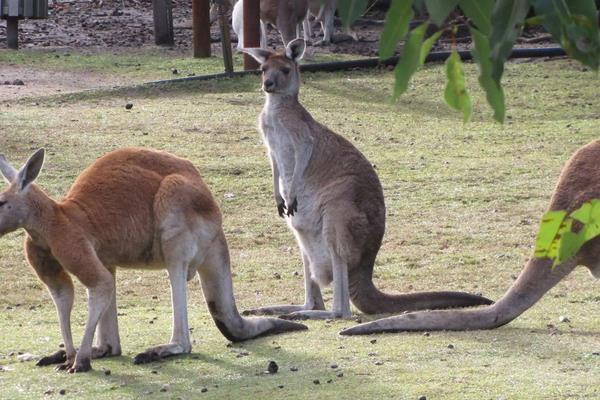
[281,209,355,320]
[134,175,199,364]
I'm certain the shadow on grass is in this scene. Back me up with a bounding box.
[8,75,262,106]
[58,333,355,398]
[305,75,459,120]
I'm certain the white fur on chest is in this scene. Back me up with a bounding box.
[261,111,297,193]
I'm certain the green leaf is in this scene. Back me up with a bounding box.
[525,15,545,26]
[556,230,585,266]
[470,27,506,122]
[459,0,494,35]
[571,201,593,223]
[534,210,567,258]
[444,49,472,122]
[548,218,572,263]
[568,0,598,23]
[536,200,600,268]
[413,0,426,14]
[533,0,600,70]
[337,0,369,28]
[379,0,415,60]
[489,0,532,82]
[419,30,443,64]
[578,200,600,241]
[393,22,428,98]
[425,0,458,26]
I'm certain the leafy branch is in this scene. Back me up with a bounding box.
[337,0,600,123]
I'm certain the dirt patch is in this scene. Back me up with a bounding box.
[0,64,130,100]
[0,0,556,56]
[0,0,389,56]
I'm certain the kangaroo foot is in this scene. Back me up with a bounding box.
[133,343,190,365]
[243,304,322,316]
[92,344,121,359]
[313,39,330,47]
[68,358,92,373]
[279,310,352,320]
[56,360,73,372]
[36,350,67,367]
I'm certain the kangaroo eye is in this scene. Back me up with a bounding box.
[281,67,290,75]
[0,201,6,207]
[260,66,267,73]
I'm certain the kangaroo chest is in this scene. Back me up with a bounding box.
[260,112,299,193]
[260,109,320,233]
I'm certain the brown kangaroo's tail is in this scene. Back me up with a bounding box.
[341,257,575,335]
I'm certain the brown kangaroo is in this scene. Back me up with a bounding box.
[242,39,492,321]
[0,148,306,372]
[341,139,600,335]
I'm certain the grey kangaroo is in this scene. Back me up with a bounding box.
[243,39,492,320]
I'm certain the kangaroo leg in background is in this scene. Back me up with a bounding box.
[282,250,352,320]
[92,270,122,359]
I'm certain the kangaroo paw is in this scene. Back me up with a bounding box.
[133,350,161,365]
[36,350,67,367]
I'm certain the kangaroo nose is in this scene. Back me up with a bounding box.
[264,79,275,91]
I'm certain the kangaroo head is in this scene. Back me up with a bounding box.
[0,149,45,236]
[243,39,306,96]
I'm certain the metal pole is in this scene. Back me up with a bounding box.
[218,2,234,75]
[192,0,211,57]
[7,17,18,50]
[243,0,260,70]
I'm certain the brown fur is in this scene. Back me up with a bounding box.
[0,147,306,372]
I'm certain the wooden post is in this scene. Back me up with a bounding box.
[6,17,19,50]
[243,0,260,70]
[218,2,234,75]
[192,0,211,57]
[152,0,174,45]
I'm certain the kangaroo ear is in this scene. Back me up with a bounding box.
[16,148,45,191]
[285,39,305,62]
[242,48,273,65]
[0,154,18,184]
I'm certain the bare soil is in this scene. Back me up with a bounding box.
[0,0,389,56]
[0,64,131,98]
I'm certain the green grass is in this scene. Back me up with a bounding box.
[1,53,600,399]
[0,48,359,84]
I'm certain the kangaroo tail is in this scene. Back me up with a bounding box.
[341,257,575,335]
[200,231,307,342]
[348,259,493,315]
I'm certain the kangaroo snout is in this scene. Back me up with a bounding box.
[263,79,276,92]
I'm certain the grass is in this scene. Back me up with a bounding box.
[0,47,359,84]
[1,52,600,399]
